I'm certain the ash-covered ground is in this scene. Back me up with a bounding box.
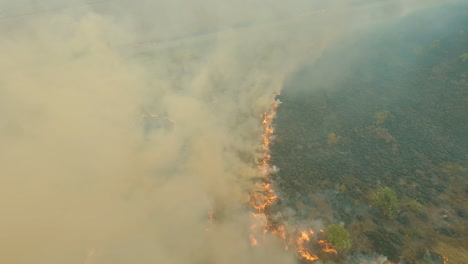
[271,4,468,264]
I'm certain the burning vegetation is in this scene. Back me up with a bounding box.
[247,93,341,262]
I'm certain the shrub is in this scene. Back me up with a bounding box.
[460,53,468,62]
[326,224,352,250]
[402,198,423,213]
[338,183,348,193]
[371,186,400,219]
[375,110,391,125]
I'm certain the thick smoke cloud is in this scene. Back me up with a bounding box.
[0,1,461,263]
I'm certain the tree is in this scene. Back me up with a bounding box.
[326,224,352,250]
[371,186,400,219]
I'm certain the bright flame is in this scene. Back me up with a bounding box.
[249,184,278,213]
[297,249,320,262]
[271,225,286,240]
[249,93,338,262]
[249,94,280,213]
[318,240,338,254]
[295,230,320,261]
[247,93,281,248]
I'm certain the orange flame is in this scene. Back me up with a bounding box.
[248,93,338,262]
[271,225,287,240]
[318,240,338,254]
[247,93,281,247]
[295,230,320,261]
[248,93,280,216]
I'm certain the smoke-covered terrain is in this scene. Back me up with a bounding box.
[0,1,466,264]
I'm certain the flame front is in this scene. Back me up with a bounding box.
[249,93,280,218]
[296,230,319,261]
[248,93,341,262]
[317,240,338,254]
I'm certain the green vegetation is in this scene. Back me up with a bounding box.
[438,162,468,176]
[459,53,468,62]
[402,198,423,213]
[327,132,340,144]
[326,224,352,250]
[338,183,348,193]
[375,110,392,125]
[371,186,400,219]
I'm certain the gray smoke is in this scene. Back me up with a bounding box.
[0,1,460,263]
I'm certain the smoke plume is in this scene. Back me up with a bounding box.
[0,0,461,263]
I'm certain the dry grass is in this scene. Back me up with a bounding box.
[434,241,468,264]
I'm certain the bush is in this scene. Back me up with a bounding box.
[402,198,423,213]
[375,110,392,125]
[460,53,468,62]
[371,186,400,219]
[338,183,348,193]
[326,224,352,250]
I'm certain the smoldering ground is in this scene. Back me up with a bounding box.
[0,1,463,264]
